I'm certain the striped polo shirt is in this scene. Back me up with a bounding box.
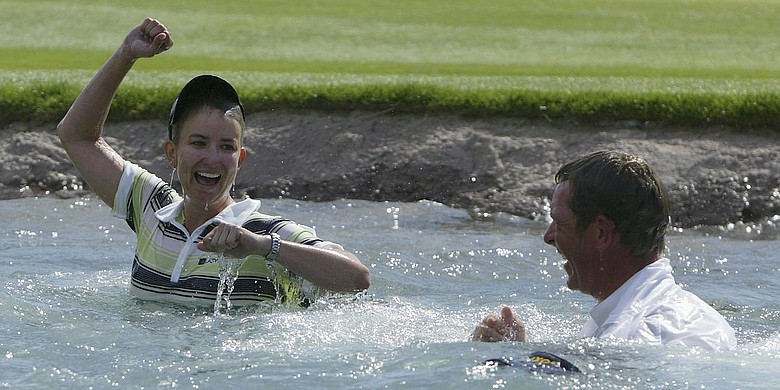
[112,162,341,306]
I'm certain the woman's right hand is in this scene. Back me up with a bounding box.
[122,17,173,60]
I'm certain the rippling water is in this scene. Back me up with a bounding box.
[1,197,779,389]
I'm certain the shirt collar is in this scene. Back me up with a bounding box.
[154,198,263,226]
[155,198,185,223]
[590,257,674,328]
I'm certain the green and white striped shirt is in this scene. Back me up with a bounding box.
[112,162,341,306]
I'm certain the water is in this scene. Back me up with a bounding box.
[1,197,779,389]
[213,253,244,316]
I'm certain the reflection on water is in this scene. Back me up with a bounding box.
[1,197,779,389]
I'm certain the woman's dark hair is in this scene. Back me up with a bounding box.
[168,75,245,143]
[554,150,670,258]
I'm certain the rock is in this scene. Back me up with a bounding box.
[1,109,778,228]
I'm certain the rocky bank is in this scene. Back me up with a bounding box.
[2,109,779,228]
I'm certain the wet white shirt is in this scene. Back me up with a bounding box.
[579,258,737,350]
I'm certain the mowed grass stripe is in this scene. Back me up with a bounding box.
[8,46,780,80]
[4,0,780,77]
[1,0,780,128]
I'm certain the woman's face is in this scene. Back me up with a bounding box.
[165,106,245,211]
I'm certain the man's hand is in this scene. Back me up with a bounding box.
[472,306,527,342]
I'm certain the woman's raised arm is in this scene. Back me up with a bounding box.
[57,18,173,207]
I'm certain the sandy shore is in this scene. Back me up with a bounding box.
[2,109,778,227]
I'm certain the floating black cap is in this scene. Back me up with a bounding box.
[483,351,581,374]
[167,75,245,140]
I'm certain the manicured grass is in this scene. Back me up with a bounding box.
[2,0,780,128]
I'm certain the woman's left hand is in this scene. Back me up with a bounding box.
[197,222,254,258]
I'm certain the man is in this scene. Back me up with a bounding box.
[472,151,736,350]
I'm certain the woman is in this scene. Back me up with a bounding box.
[57,18,370,306]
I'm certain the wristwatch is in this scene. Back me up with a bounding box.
[266,233,281,261]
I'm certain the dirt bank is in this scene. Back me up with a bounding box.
[2,109,778,227]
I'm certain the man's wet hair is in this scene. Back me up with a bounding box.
[555,150,671,258]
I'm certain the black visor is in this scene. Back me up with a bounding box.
[167,75,245,140]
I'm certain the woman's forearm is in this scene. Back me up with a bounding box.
[57,45,135,144]
[271,240,371,293]
[202,227,371,293]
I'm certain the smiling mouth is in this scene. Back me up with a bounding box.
[195,172,221,186]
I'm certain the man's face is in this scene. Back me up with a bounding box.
[543,181,601,297]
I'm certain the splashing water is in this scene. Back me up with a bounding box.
[212,252,245,315]
[4,197,780,389]
[386,206,400,229]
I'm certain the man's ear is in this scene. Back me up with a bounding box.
[593,215,616,252]
[163,140,176,167]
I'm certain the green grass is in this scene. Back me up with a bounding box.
[2,0,780,128]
